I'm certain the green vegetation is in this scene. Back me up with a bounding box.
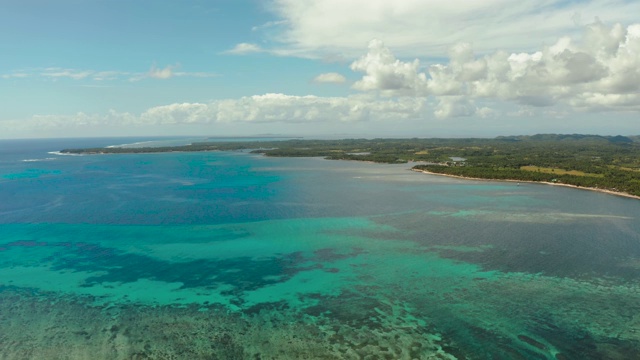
[61,134,640,196]
[519,166,604,178]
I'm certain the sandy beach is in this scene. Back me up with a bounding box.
[412,168,640,201]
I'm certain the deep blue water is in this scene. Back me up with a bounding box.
[1,137,639,359]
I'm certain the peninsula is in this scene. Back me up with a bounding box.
[61,134,640,197]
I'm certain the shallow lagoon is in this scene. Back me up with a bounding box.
[1,138,639,359]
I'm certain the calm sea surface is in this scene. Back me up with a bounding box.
[1,138,639,359]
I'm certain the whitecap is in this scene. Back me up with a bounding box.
[21,157,57,162]
[47,151,83,156]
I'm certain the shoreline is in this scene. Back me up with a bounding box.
[411,168,640,201]
[55,147,640,201]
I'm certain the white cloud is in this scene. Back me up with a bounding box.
[41,68,94,80]
[252,20,287,32]
[28,67,133,81]
[213,94,426,123]
[263,0,640,59]
[313,72,346,83]
[570,93,640,112]
[174,72,219,78]
[476,107,495,118]
[2,66,215,82]
[4,18,640,137]
[141,103,212,124]
[1,111,139,135]
[223,43,263,55]
[92,71,124,81]
[1,72,29,79]
[148,64,177,79]
[5,91,639,139]
[350,39,426,94]
[2,94,428,136]
[434,97,476,119]
[349,22,640,114]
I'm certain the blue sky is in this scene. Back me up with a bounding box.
[2,0,640,138]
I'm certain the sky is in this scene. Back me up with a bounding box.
[1,0,640,139]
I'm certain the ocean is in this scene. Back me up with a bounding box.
[1,137,639,359]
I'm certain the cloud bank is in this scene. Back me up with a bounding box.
[104,95,424,125]
[350,22,640,112]
[264,0,640,58]
[1,94,428,137]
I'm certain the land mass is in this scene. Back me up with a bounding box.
[61,134,640,197]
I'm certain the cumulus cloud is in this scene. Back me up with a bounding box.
[434,97,477,119]
[313,72,346,83]
[349,22,640,114]
[214,93,425,123]
[141,103,212,124]
[223,43,263,55]
[350,39,426,94]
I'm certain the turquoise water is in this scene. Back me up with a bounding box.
[1,138,639,359]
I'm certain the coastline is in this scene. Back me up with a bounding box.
[55,144,640,201]
[411,168,640,201]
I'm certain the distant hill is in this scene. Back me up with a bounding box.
[608,135,634,143]
[495,134,636,143]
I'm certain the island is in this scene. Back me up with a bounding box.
[61,134,640,197]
